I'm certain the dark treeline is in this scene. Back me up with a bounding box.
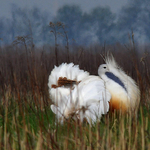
[0,43,150,103]
[0,0,150,46]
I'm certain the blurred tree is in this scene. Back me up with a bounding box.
[54,5,116,45]
[4,4,51,45]
[1,1,150,46]
[117,0,150,44]
[80,6,116,44]
[0,19,4,42]
[53,5,82,44]
[0,18,13,45]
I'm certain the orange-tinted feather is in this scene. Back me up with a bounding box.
[109,96,128,112]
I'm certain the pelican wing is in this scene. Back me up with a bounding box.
[72,76,111,124]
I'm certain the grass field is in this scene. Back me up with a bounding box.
[0,42,150,149]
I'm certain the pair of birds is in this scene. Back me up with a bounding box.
[48,55,140,124]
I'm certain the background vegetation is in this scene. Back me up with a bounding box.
[0,0,150,149]
[0,34,150,149]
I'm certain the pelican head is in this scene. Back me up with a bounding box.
[98,64,109,75]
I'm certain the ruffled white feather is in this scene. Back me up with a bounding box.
[48,63,111,124]
[71,76,111,124]
[48,63,89,89]
[48,63,89,105]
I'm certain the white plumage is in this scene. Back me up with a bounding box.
[48,55,140,124]
[98,55,140,112]
[48,63,111,124]
[48,63,89,107]
[48,63,89,89]
[70,76,111,123]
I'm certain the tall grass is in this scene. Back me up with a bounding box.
[0,41,150,149]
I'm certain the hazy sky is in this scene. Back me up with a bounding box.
[1,0,129,19]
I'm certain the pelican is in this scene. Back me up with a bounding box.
[48,63,111,124]
[48,55,140,124]
[98,55,140,113]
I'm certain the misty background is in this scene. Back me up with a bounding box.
[0,0,149,46]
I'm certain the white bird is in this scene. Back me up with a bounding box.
[98,54,140,113]
[48,55,140,124]
[48,63,111,124]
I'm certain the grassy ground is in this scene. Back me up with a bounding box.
[0,43,150,149]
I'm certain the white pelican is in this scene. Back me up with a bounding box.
[48,55,140,124]
[98,55,140,113]
[48,63,111,124]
